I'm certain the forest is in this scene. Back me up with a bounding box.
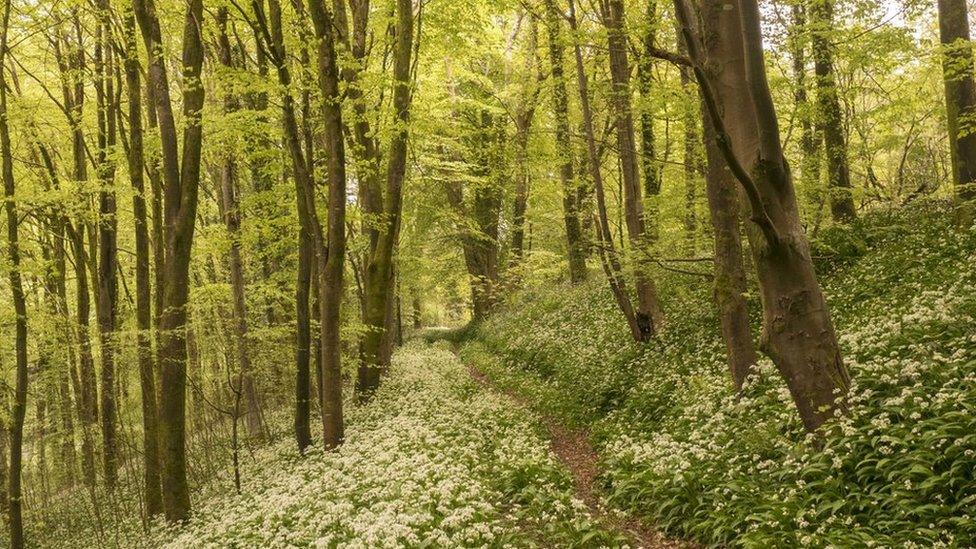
[0,0,974,545]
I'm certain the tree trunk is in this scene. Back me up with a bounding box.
[700,103,758,390]
[937,0,976,225]
[132,0,206,522]
[445,176,502,321]
[2,5,30,542]
[568,0,645,342]
[638,0,662,240]
[260,0,314,452]
[307,0,349,447]
[69,224,99,486]
[679,0,850,431]
[216,8,265,441]
[790,2,821,195]
[123,9,163,517]
[94,0,120,489]
[510,16,542,268]
[601,0,664,337]
[680,64,700,254]
[809,0,856,223]
[543,0,588,284]
[355,0,414,399]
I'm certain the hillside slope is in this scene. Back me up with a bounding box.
[460,203,976,546]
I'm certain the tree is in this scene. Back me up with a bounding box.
[675,0,850,430]
[306,0,349,447]
[131,0,206,521]
[693,34,759,389]
[2,1,29,544]
[215,7,265,441]
[121,6,162,516]
[350,0,416,399]
[599,0,665,338]
[249,0,315,453]
[543,0,588,285]
[93,0,120,489]
[566,0,645,342]
[510,14,543,268]
[937,0,976,225]
[809,0,856,223]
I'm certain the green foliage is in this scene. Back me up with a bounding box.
[463,202,976,547]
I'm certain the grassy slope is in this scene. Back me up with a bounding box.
[461,202,976,547]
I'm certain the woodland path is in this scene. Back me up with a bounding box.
[462,355,692,549]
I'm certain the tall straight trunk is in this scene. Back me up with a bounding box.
[510,116,532,262]
[38,215,78,484]
[638,0,662,240]
[543,0,588,285]
[355,0,414,399]
[511,15,542,267]
[568,0,645,342]
[679,65,700,253]
[307,0,349,447]
[809,0,856,222]
[54,23,100,488]
[259,0,321,452]
[33,144,80,484]
[69,223,98,486]
[216,8,265,440]
[123,9,162,517]
[700,104,758,390]
[678,0,850,431]
[94,0,120,489]
[601,0,664,337]
[937,0,976,225]
[1,5,29,544]
[132,0,206,522]
[790,2,821,193]
[260,0,314,452]
[47,209,77,483]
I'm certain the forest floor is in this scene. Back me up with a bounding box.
[465,358,689,549]
[40,344,660,548]
[455,203,976,546]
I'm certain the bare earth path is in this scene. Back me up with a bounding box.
[465,362,693,549]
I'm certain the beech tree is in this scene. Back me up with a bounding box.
[2,2,29,544]
[809,0,857,223]
[543,0,589,285]
[937,0,976,225]
[675,0,850,430]
[599,0,665,338]
[131,0,206,521]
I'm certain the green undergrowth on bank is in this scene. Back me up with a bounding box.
[459,202,976,547]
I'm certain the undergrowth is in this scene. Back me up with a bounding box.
[461,202,976,547]
[32,345,622,548]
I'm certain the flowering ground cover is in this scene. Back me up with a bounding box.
[461,203,976,547]
[140,344,623,548]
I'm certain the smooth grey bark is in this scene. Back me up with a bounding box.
[678,0,850,431]
[600,0,665,337]
[543,0,589,285]
[937,0,976,225]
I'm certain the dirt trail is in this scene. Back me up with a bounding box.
[466,364,691,549]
